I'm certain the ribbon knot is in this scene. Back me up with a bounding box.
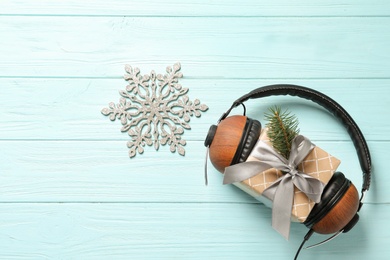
[223,135,325,239]
[288,166,298,176]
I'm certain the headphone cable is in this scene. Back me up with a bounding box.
[204,147,209,186]
[294,228,314,260]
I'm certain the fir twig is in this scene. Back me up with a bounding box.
[264,106,300,158]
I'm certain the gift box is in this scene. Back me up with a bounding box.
[233,128,341,223]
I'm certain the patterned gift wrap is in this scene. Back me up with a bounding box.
[233,128,341,222]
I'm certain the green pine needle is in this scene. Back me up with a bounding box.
[264,106,300,159]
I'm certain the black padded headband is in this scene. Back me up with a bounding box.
[219,84,371,192]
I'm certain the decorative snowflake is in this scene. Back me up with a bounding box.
[101,62,208,158]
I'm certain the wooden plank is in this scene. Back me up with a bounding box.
[0,78,386,141]
[0,202,386,259]
[1,17,390,78]
[0,140,384,203]
[2,0,390,16]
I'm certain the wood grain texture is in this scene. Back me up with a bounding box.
[1,17,390,78]
[0,203,387,259]
[0,140,386,204]
[0,0,389,259]
[2,0,390,16]
[0,78,388,141]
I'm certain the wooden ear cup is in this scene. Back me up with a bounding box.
[205,115,261,173]
[304,172,360,234]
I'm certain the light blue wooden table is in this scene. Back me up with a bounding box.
[1,1,389,259]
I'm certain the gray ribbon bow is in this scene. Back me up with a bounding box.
[223,135,324,239]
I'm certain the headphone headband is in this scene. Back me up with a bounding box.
[221,84,371,192]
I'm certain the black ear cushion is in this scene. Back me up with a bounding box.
[231,118,262,165]
[304,172,351,228]
[204,125,217,147]
[343,214,359,233]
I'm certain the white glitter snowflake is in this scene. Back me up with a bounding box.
[101,62,208,158]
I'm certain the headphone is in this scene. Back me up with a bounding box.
[204,84,372,259]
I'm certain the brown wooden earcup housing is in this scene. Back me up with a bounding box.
[304,172,360,234]
[204,84,372,244]
[205,115,261,173]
